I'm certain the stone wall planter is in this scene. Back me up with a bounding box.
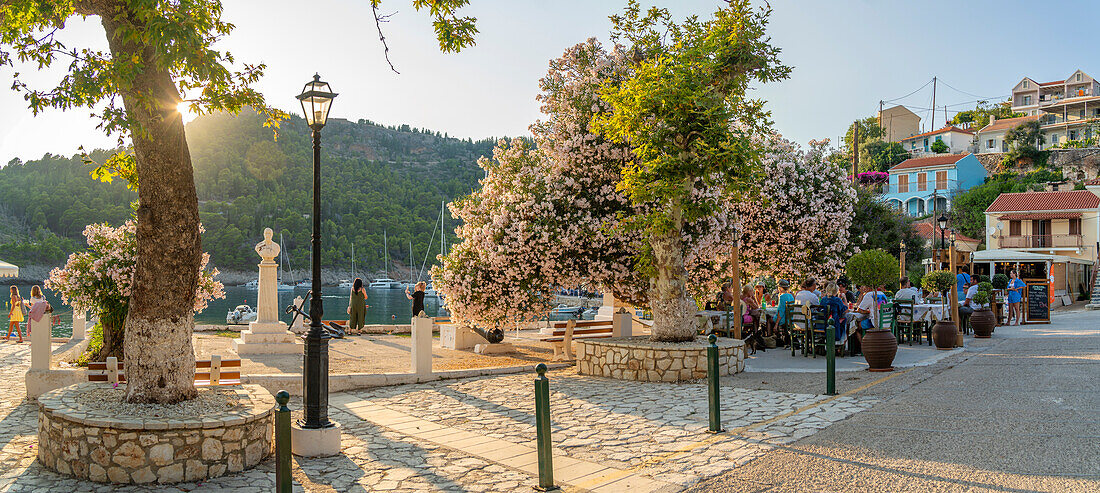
[576,336,745,382]
[37,383,274,484]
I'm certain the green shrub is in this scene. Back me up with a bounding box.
[922,269,954,295]
[845,249,899,289]
[74,322,104,367]
[978,281,993,293]
[991,273,1009,290]
[972,290,991,306]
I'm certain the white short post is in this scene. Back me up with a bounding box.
[30,315,51,370]
[106,356,119,384]
[210,354,222,386]
[612,308,632,338]
[411,313,432,377]
[72,311,87,341]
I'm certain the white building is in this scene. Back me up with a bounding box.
[1009,70,1100,148]
[898,126,974,157]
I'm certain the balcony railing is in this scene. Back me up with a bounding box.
[999,234,1084,248]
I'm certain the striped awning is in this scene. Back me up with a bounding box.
[0,260,17,278]
[998,212,1082,220]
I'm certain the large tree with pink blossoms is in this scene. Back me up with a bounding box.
[737,138,860,282]
[436,1,789,342]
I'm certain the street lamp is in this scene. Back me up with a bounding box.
[296,74,338,430]
[899,240,907,279]
[937,213,949,269]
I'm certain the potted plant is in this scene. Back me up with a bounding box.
[991,273,1009,325]
[846,249,900,371]
[970,282,996,338]
[922,270,957,349]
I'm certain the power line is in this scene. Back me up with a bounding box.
[884,77,935,103]
[937,78,1005,101]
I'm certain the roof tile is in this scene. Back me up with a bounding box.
[978,115,1038,134]
[985,190,1100,213]
[912,223,978,243]
[888,153,969,172]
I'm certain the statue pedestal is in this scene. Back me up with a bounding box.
[233,227,304,355]
[232,321,302,355]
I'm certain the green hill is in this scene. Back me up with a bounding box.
[0,110,500,279]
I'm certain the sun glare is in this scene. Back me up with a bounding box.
[177,101,197,124]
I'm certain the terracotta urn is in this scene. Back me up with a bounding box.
[970,308,995,338]
[862,329,898,372]
[933,319,958,349]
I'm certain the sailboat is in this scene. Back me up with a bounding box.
[338,244,355,289]
[371,230,399,288]
[277,233,295,291]
[424,200,446,299]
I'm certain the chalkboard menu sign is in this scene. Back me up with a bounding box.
[1025,280,1050,324]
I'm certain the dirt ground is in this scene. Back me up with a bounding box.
[192,330,559,375]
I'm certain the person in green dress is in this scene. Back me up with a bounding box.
[347,278,368,333]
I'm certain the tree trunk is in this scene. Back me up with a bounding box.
[648,197,697,343]
[98,5,198,403]
[92,304,128,362]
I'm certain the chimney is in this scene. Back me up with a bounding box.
[989,115,996,126]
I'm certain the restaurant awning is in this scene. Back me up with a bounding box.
[971,249,1092,265]
[0,260,17,278]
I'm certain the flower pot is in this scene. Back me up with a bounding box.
[933,319,957,349]
[862,329,897,372]
[970,308,995,338]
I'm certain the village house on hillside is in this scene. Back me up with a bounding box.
[899,125,975,157]
[883,153,986,216]
[1010,69,1100,148]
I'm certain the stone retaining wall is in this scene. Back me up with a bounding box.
[37,383,274,484]
[577,337,745,382]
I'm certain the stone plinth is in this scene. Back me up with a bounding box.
[440,324,481,350]
[37,383,274,484]
[233,227,300,354]
[577,336,745,382]
[290,421,342,457]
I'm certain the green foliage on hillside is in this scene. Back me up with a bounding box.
[950,101,1020,131]
[0,111,498,274]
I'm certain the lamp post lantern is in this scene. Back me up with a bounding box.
[296,74,338,430]
[937,213,949,270]
[899,240,907,279]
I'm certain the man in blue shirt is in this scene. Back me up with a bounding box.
[956,267,971,302]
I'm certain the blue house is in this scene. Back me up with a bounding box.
[883,153,987,216]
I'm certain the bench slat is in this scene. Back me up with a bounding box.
[195,359,242,368]
[551,320,612,329]
[542,327,613,338]
[541,333,614,343]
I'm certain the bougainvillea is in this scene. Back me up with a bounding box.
[737,138,861,282]
[45,221,224,360]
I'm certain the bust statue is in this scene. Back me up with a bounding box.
[255,228,281,263]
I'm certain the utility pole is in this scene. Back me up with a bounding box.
[931,76,938,129]
[852,122,860,178]
[879,100,885,140]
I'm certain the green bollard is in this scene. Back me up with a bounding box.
[826,319,836,396]
[707,334,723,433]
[275,390,292,493]
[534,364,559,491]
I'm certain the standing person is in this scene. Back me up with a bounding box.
[1007,271,1026,325]
[7,286,24,343]
[956,267,971,305]
[406,281,427,318]
[346,278,368,334]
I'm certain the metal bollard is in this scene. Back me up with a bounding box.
[275,390,292,493]
[826,319,836,396]
[534,364,559,491]
[707,334,723,433]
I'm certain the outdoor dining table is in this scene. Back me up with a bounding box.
[913,303,948,323]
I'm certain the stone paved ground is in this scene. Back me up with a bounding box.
[0,339,875,492]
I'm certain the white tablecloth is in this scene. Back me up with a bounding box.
[913,303,947,322]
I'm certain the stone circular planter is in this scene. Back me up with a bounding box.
[861,329,898,372]
[933,319,958,349]
[37,383,274,484]
[970,309,995,338]
[576,336,745,382]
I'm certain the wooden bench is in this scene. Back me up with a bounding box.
[539,319,614,361]
[87,355,243,386]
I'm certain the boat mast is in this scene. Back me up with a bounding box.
[383,230,388,279]
[351,243,355,280]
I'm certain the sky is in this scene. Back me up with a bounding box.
[2,0,1098,165]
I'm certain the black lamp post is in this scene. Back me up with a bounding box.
[937,213,949,269]
[296,74,338,430]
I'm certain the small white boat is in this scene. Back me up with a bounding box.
[423,287,438,298]
[370,278,396,289]
[550,304,583,316]
[243,280,259,289]
[226,305,257,325]
[338,279,354,289]
[277,283,295,291]
[295,279,312,289]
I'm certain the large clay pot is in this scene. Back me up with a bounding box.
[970,309,995,338]
[933,319,958,349]
[862,329,898,372]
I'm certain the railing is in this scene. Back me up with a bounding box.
[999,234,1084,248]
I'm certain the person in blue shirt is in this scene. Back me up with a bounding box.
[820,282,848,344]
[774,279,795,330]
[1007,270,1026,325]
[956,267,971,303]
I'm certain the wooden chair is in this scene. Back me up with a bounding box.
[876,302,895,333]
[893,299,917,345]
[788,302,810,357]
[807,305,829,358]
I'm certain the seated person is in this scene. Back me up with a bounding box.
[773,280,795,332]
[959,279,980,328]
[894,277,923,304]
[740,286,761,326]
[837,277,858,305]
[795,278,821,306]
[716,282,736,311]
[820,282,848,343]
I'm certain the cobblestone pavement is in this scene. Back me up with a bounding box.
[0,342,874,491]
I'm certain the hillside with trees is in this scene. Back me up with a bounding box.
[0,110,498,279]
